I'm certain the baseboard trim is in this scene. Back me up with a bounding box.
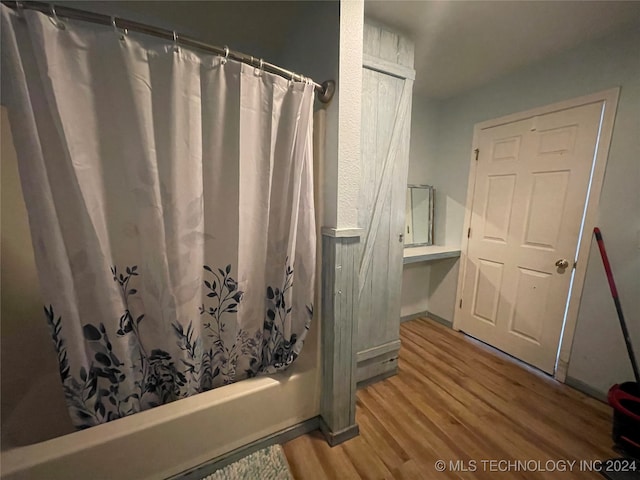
[319,418,360,447]
[401,311,453,327]
[400,311,429,323]
[564,376,608,403]
[173,416,321,479]
[426,311,453,328]
[357,367,397,389]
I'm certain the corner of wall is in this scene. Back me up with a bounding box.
[336,0,363,230]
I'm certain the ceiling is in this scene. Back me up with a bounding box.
[365,0,640,99]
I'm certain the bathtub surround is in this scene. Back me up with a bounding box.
[2,5,316,428]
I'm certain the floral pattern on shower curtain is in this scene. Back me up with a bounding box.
[1,6,316,428]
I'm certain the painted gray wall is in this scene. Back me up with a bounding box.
[401,95,440,318]
[408,26,639,396]
[57,1,311,63]
[278,2,341,230]
[407,94,440,184]
[400,261,430,318]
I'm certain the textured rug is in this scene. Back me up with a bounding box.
[200,445,293,480]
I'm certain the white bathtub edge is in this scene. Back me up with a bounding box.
[1,362,320,480]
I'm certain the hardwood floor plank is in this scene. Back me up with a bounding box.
[284,318,615,479]
[385,375,507,466]
[391,459,436,480]
[342,435,395,480]
[396,349,562,463]
[358,387,457,478]
[355,402,410,471]
[400,323,612,460]
[308,431,362,480]
[283,433,330,479]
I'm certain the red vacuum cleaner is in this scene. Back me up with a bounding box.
[594,227,640,458]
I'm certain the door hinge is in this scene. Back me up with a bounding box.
[459,299,463,309]
[573,261,577,269]
[474,148,479,161]
[467,228,471,238]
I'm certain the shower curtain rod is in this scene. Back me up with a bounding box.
[2,0,337,103]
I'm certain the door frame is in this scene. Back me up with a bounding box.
[453,88,620,382]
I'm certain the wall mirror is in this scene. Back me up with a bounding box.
[404,184,434,247]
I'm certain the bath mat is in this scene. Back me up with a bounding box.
[200,445,293,480]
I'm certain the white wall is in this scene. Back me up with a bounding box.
[335,1,363,230]
[400,262,430,318]
[401,94,441,318]
[419,26,639,396]
[401,92,464,323]
[407,94,440,186]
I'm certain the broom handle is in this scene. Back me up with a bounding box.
[594,228,640,383]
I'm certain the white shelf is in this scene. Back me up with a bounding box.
[403,245,461,264]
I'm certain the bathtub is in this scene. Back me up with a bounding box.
[0,335,320,480]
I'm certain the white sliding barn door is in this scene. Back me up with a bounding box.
[456,101,605,374]
[357,22,414,383]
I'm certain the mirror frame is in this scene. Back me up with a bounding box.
[405,184,435,248]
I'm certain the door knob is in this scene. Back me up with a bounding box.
[555,259,569,269]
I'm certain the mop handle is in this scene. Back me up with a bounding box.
[593,227,640,383]
[594,228,619,298]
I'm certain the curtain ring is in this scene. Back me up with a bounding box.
[221,45,229,65]
[16,1,24,18]
[111,16,127,41]
[173,31,179,53]
[259,58,264,75]
[49,5,65,30]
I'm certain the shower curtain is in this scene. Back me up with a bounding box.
[1,6,315,428]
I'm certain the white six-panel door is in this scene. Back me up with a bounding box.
[456,101,604,374]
